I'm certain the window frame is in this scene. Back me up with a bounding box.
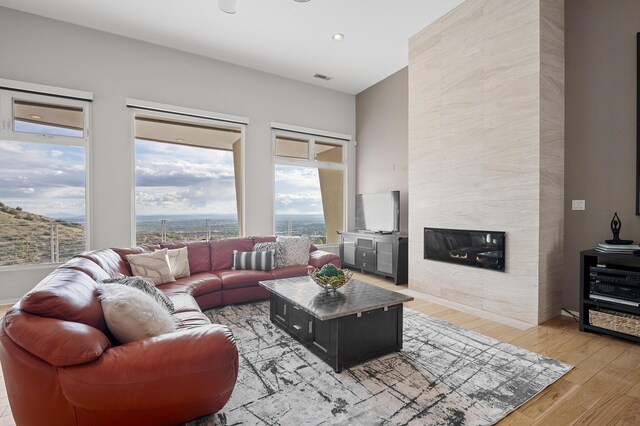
[272,128,348,244]
[129,107,247,246]
[0,89,92,271]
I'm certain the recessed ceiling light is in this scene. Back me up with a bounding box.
[332,33,344,41]
[30,114,42,120]
[176,138,185,143]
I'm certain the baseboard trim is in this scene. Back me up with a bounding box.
[0,298,20,307]
[399,288,535,330]
[561,309,580,319]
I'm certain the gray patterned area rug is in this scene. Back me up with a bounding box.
[189,302,571,426]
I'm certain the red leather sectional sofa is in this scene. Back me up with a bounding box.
[0,236,340,426]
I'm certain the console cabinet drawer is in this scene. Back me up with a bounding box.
[355,248,376,273]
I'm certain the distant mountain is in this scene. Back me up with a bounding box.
[0,202,85,267]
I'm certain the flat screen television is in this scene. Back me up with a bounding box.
[355,191,400,233]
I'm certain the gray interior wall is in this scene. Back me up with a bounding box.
[355,68,408,234]
[564,0,640,311]
[0,7,355,302]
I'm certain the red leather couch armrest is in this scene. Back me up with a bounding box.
[309,250,341,269]
[59,324,238,411]
[3,310,111,367]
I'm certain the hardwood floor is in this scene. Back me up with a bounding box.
[0,273,639,425]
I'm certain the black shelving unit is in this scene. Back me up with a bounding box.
[580,249,640,343]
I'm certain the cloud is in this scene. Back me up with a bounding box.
[275,192,323,215]
[133,140,239,215]
[0,143,85,216]
[275,165,320,191]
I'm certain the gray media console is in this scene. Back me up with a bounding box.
[339,231,408,284]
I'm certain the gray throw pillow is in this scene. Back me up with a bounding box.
[253,242,285,268]
[232,250,275,271]
[101,276,175,314]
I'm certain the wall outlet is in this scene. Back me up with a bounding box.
[572,200,585,211]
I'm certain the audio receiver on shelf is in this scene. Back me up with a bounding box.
[589,266,640,307]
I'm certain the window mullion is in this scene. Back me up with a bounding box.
[308,137,315,161]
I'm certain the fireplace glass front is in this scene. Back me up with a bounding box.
[424,228,505,272]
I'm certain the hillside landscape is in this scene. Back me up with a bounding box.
[0,203,85,267]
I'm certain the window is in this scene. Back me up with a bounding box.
[273,129,346,245]
[133,112,244,244]
[0,90,91,268]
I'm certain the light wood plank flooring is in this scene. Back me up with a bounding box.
[0,273,639,425]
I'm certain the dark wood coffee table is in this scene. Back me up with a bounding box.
[259,276,414,372]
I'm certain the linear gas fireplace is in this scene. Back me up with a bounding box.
[424,228,506,272]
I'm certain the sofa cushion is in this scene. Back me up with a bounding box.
[166,247,190,279]
[62,257,111,282]
[77,248,130,277]
[252,236,276,245]
[276,236,311,266]
[126,249,176,285]
[232,250,275,271]
[162,241,211,274]
[101,276,175,314]
[97,285,176,343]
[113,245,161,275]
[157,272,222,297]
[270,265,311,280]
[20,268,108,333]
[222,286,271,305]
[210,237,253,271]
[173,311,212,330]
[309,250,341,269]
[217,269,274,291]
[194,291,222,310]
[168,294,202,313]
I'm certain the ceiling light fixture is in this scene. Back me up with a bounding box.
[30,114,42,120]
[332,33,344,41]
[176,138,185,143]
[218,0,237,14]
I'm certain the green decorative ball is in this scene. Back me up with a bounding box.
[319,263,339,277]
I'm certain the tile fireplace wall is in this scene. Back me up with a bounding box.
[408,0,564,325]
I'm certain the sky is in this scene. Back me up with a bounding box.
[1,121,326,219]
[0,139,85,218]
[275,164,323,216]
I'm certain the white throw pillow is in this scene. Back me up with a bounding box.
[97,285,177,343]
[276,236,311,266]
[165,247,190,279]
[126,249,175,285]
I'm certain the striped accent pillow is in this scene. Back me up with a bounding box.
[232,249,275,271]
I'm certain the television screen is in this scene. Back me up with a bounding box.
[355,191,400,233]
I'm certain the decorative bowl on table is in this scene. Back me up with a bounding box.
[308,264,353,293]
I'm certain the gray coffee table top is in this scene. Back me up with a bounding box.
[259,276,414,321]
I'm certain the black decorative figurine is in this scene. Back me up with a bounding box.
[605,212,634,245]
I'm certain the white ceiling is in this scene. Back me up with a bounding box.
[0,0,464,94]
